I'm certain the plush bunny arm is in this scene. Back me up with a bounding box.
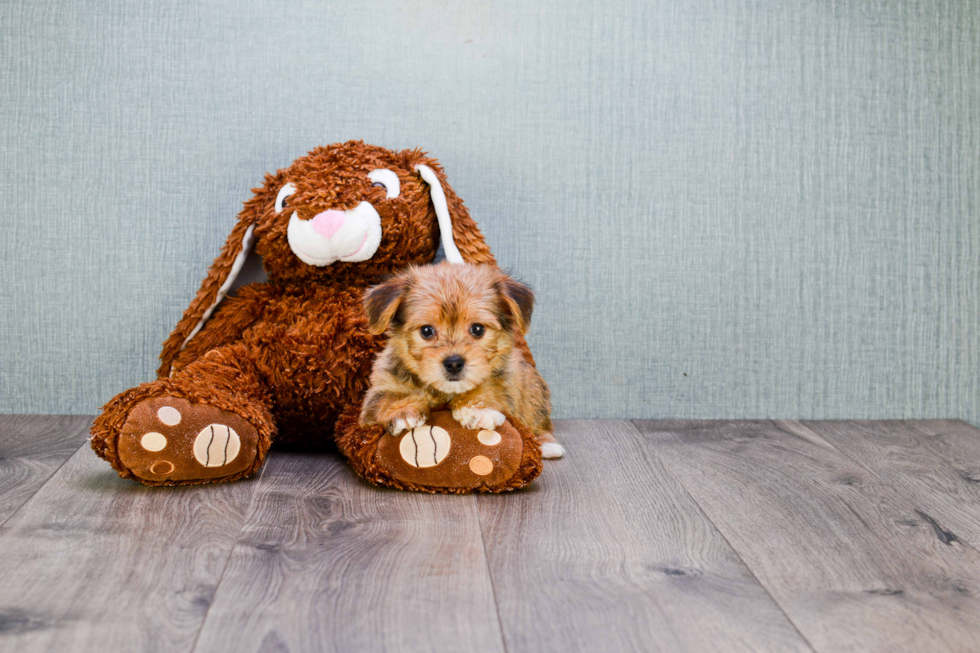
[156,217,260,377]
[158,284,272,378]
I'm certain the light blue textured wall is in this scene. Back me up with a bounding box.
[1,1,978,421]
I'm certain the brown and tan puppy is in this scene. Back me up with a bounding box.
[360,262,564,459]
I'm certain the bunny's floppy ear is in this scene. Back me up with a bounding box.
[156,181,273,378]
[414,162,496,266]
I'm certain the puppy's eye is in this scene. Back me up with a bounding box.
[275,183,297,214]
[367,169,400,199]
[469,323,485,338]
[420,325,435,340]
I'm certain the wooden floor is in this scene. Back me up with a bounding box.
[1,418,979,652]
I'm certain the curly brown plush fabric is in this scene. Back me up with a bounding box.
[90,141,542,491]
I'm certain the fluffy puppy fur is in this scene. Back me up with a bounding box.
[360,262,563,458]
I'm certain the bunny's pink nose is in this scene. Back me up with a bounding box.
[311,210,345,239]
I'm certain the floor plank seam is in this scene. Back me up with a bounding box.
[475,496,511,653]
[0,436,91,531]
[903,420,977,473]
[187,460,271,653]
[626,419,821,653]
[783,420,980,557]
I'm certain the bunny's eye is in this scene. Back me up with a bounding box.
[367,169,400,200]
[275,183,297,214]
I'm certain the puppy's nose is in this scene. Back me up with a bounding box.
[311,210,345,239]
[443,355,465,375]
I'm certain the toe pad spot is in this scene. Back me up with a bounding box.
[477,430,501,446]
[157,406,182,426]
[469,455,493,476]
[150,460,175,475]
[140,432,167,452]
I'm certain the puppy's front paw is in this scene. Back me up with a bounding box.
[452,405,506,431]
[387,412,426,436]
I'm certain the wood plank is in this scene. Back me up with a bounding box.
[0,442,256,652]
[634,420,980,653]
[478,420,813,653]
[192,450,506,653]
[0,415,92,525]
[794,420,980,549]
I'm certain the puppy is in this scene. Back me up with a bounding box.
[359,262,563,459]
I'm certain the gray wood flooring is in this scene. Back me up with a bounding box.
[1,417,979,652]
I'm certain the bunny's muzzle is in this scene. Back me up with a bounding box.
[286,201,382,267]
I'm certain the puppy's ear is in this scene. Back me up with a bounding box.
[157,170,283,378]
[497,276,535,334]
[363,272,411,335]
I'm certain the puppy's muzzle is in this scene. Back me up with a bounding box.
[442,355,465,378]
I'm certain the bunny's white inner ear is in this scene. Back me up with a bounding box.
[175,223,257,361]
[415,164,463,264]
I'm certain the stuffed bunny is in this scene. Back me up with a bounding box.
[91,141,542,491]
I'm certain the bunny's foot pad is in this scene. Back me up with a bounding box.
[335,407,543,494]
[111,396,262,485]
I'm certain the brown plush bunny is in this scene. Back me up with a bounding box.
[91,141,542,491]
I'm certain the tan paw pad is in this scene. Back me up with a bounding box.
[399,425,451,468]
[193,424,241,467]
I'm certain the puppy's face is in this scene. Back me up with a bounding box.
[364,263,534,395]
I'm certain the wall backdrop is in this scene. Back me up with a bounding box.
[2,0,978,422]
